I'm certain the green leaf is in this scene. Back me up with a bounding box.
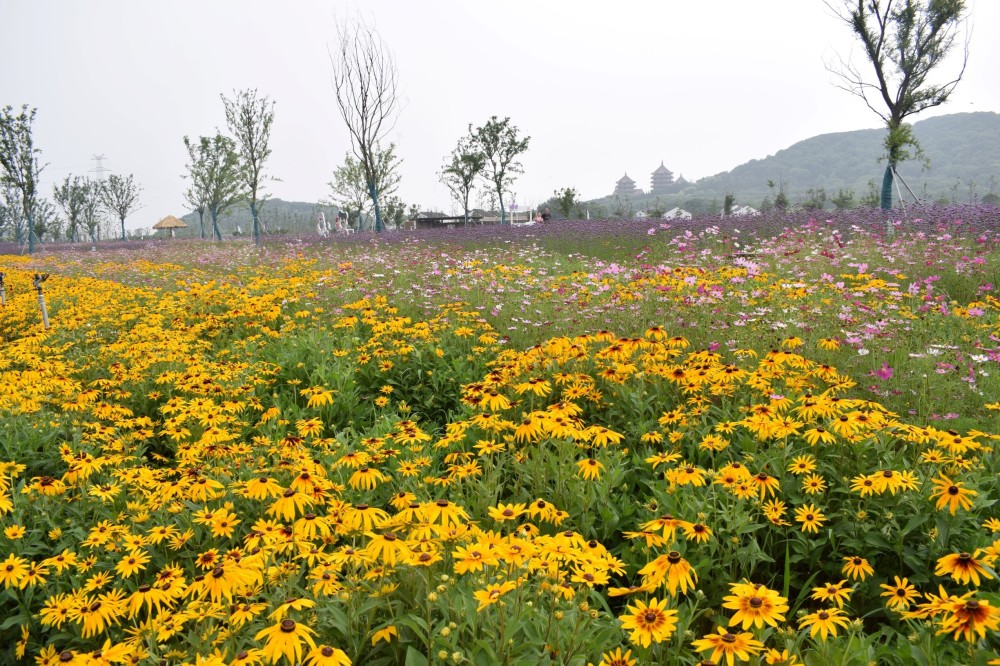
[405,646,429,666]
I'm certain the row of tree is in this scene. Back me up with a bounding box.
[182,91,275,243]
[0,105,143,251]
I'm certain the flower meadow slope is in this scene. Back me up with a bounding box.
[1,211,1000,665]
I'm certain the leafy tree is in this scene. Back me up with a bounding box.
[610,193,633,220]
[185,135,242,242]
[831,188,857,209]
[860,178,882,207]
[31,198,58,242]
[723,193,736,216]
[81,179,104,244]
[0,105,44,253]
[182,142,211,239]
[1,183,24,243]
[99,174,142,241]
[646,197,667,219]
[802,187,827,210]
[472,116,530,225]
[327,144,400,231]
[440,134,485,226]
[553,187,580,219]
[827,0,968,210]
[221,89,275,243]
[331,16,400,233]
[53,175,89,242]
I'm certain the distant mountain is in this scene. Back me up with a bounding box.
[177,199,340,238]
[587,112,1000,215]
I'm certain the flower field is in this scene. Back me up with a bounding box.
[1,207,1000,665]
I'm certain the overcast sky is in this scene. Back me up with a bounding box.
[2,0,998,228]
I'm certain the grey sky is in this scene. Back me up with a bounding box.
[2,0,997,229]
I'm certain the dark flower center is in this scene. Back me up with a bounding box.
[643,611,658,623]
[667,551,682,564]
[280,619,296,632]
[749,597,763,608]
[722,633,737,643]
[818,611,829,620]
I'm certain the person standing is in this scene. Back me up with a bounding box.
[541,208,552,222]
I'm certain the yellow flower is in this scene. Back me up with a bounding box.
[798,608,852,640]
[793,503,826,533]
[576,457,605,480]
[255,619,317,664]
[692,626,765,664]
[473,580,517,611]
[618,597,678,647]
[370,625,398,646]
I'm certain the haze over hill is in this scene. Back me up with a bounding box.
[169,112,1000,237]
[588,112,1000,215]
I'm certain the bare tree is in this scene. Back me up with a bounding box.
[99,173,142,241]
[826,0,969,209]
[221,89,275,244]
[0,105,44,253]
[330,15,400,232]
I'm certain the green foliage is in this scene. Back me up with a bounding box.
[327,144,402,230]
[0,105,43,252]
[221,89,275,243]
[98,173,142,242]
[553,187,580,219]
[440,134,485,224]
[184,134,241,241]
[471,116,530,224]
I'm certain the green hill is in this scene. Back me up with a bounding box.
[177,199,340,238]
[587,112,1000,215]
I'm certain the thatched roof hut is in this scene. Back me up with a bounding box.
[152,215,188,238]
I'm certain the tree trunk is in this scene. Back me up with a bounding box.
[211,207,222,242]
[880,162,895,211]
[27,208,34,255]
[198,210,206,239]
[369,182,384,232]
[120,216,127,241]
[251,201,261,244]
[498,192,506,225]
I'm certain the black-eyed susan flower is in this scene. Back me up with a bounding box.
[930,473,977,514]
[880,576,919,610]
[304,645,352,666]
[793,503,826,533]
[938,596,1000,642]
[935,551,992,586]
[473,580,518,611]
[691,625,764,665]
[798,608,852,640]
[255,619,317,664]
[722,581,788,629]
[841,556,874,581]
[618,597,678,647]
[488,502,527,522]
[576,457,605,480]
[810,580,853,608]
[639,551,697,595]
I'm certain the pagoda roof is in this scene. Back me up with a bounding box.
[652,162,673,175]
[616,173,636,185]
